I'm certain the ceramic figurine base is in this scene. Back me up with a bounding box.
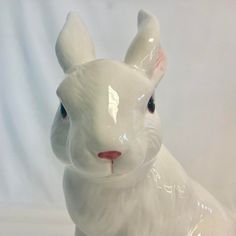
[51,10,236,236]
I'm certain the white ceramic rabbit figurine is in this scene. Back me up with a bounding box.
[51,10,236,236]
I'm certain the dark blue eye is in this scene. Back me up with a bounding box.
[147,96,155,113]
[60,103,67,118]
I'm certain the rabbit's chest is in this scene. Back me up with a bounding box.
[63,168,164,235]
[63,167,195,236]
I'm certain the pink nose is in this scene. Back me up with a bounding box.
[98,151,121,160]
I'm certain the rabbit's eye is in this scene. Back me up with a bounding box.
[147,96,155,113]
[60,103,67,118]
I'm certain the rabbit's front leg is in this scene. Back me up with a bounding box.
[75,227,88,236]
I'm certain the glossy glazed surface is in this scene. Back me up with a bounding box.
[51,10,235,236]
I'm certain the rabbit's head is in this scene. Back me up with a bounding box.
[51,10,166,180]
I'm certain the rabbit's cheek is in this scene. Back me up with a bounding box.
[66,129,112,177]
[69,145,112,177]
[50,108,71,164]
[111,137,147,174]
[144,113,162,160]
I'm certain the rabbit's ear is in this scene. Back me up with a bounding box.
[56,12,95,73]
[125,10,166,86]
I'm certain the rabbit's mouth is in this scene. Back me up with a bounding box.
[97,151,122,174]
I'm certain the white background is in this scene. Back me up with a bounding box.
[0,0,235,234]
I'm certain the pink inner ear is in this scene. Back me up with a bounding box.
[151,48,166,84]
[155,48,166,69]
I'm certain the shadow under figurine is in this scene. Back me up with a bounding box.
[51,10,236,236]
